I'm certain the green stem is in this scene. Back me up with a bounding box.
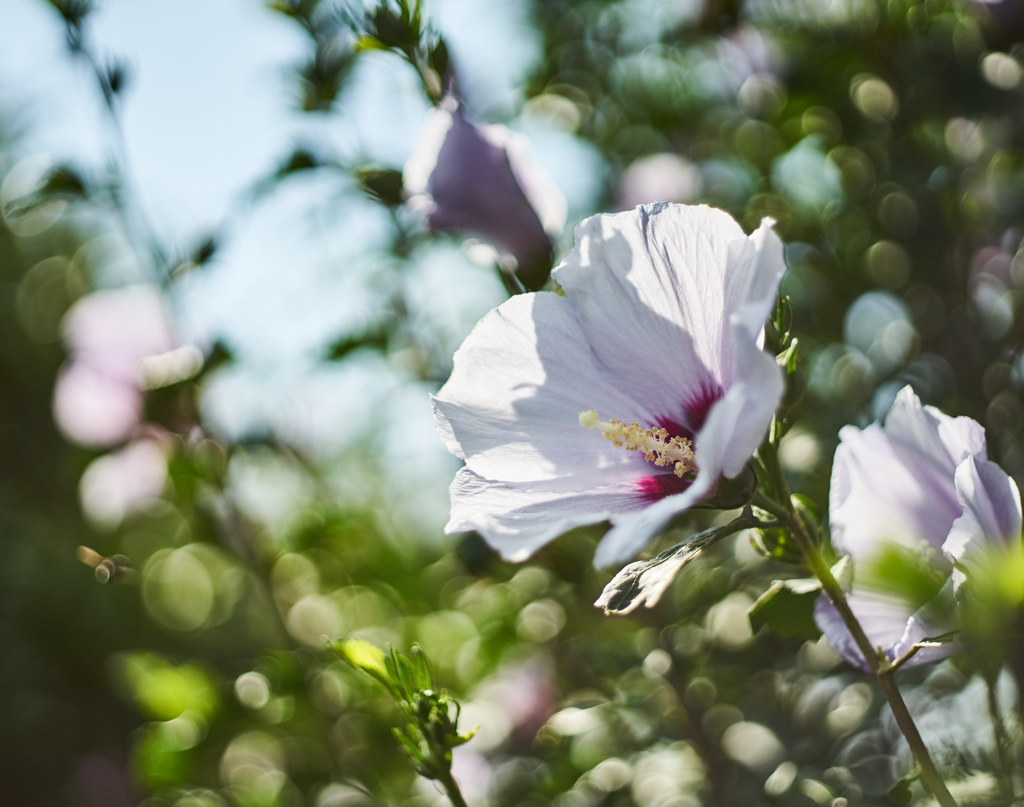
[984,667,1016,804]
[435,766,470,807]
[752,472,958,807]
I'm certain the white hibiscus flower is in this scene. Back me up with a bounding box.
[433,202,786,567]
[816,387,1021,671]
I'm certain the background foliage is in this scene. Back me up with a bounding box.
[2,0,1024,805]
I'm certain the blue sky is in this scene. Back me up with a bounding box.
[1,0,606,533]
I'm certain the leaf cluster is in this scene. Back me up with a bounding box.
[335,639,476,782]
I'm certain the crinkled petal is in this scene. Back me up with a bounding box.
[438,203,786,567]
[446,468,650,562]
[434,293,659,492]
[553,203,781,431]
[943,455,1023,591]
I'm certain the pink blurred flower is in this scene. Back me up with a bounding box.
[618,154,702,211]
[53,285,191,448]
[79,434,170,528]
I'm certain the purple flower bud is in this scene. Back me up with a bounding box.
[404,98,565,290]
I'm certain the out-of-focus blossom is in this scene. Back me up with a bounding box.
[461,657,556,751]
[433,203,785,567]
[404,97,566,290]
[618,154,702,211]
[53,285,200,448]
[79,435,170,529]
[815,387,990,670]
[942,454,1022,594]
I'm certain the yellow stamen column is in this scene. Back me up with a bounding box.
[579,410,696,478]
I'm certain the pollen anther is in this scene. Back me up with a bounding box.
[579,410,696,478]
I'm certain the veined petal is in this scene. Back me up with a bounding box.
[436,202,788,567]
[702,316,784,480]
[721,217,786,373]
[446,468,650,562]
[943,455,1023,591]
[553,203,773,431]
[434,293,660,492]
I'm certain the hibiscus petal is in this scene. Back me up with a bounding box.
[829,389,983,561]
[446,467,650,562]
[883,386,987,473]
[553,203,750,431]
[943,455,1023,590]
[434,293,660,492]
[700,321,784,481]
[891,577,961,667]
[592,471,716,567]
[814,589,923,672]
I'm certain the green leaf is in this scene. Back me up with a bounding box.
[749,577,823,640]
[594,525,728,615]
[429,38,449,75]
[887,775,915,804]
[355,166,404,206]
[750,525,803,564]
[354,34,387,51]
[336,639,393,689]
[40,164,89,198]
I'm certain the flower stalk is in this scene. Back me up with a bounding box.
[984,665,1017,805]
[753,435,958,807]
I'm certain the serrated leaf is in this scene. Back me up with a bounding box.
[749,576,823,640]
[594,526,726,615]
